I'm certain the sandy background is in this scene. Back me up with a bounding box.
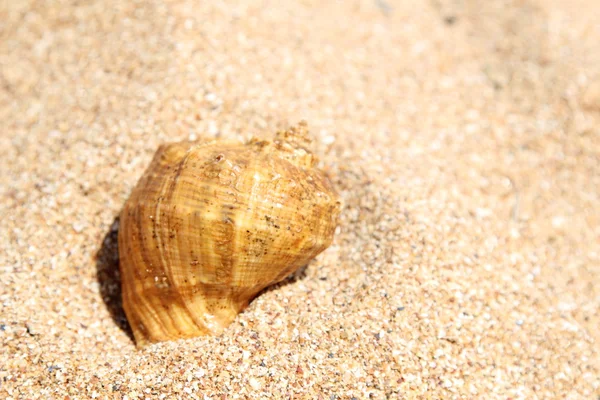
[1,0,599,398]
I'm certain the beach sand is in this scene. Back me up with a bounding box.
[1,0,599,398]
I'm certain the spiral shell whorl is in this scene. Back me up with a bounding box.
[118,123,340,346]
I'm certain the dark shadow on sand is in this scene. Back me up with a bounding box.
[95,216,134,343]
[259,263,309,296]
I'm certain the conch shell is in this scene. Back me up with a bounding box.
[118,122,341,346]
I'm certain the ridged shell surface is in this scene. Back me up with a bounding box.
[118,123,341,346]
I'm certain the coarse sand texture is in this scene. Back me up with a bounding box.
[1,0,599,398]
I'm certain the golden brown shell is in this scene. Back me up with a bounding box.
[118,122,341,346]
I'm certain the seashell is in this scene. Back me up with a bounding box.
[118,122,341,346]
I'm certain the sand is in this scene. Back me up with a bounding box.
[1,0,599,398]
